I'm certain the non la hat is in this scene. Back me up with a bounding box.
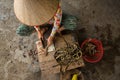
[14,0,59,26]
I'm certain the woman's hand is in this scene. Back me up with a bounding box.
[44,36,54,56]
[47,36,54,47]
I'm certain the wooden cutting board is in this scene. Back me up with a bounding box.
[37,34,85,74]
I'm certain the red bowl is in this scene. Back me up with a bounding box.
[81,38,104,63]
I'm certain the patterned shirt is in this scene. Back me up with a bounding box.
[48,6,62,37]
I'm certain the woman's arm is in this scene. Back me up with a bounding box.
[50,7,62,37]
[34,26,43,39]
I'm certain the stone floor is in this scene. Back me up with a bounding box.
[0,0,120,80]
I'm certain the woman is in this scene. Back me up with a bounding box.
[14,0,63,51]
[34,3,63,49]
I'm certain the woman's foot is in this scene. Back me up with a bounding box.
[57,26,65,33]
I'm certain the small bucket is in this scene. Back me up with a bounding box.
[81,38,104,63]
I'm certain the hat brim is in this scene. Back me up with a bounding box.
[14,0,59,26]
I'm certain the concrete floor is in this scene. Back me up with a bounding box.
[0,0,120,80]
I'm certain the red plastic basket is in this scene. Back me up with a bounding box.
[81,38,104,63]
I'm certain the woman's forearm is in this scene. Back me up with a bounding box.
[50,7,62,37]
[34,26,43,39]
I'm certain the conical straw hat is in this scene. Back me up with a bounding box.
[14,0,59,26]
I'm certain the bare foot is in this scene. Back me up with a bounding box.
[57,26,65,33]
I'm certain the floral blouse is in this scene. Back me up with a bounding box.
[48,6,62,37]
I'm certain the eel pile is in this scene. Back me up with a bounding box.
[82,42,97,56]
[54,35,82,73]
